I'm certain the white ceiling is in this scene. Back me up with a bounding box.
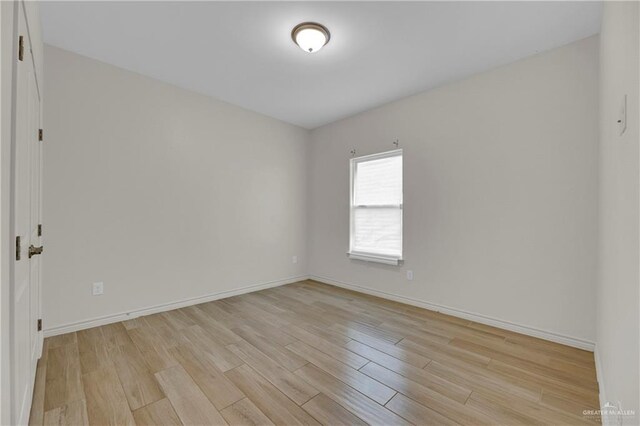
[40,1,602,129]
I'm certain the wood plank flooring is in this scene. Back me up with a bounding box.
[29,280,601,425]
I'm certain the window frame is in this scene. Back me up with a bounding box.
[348,149,403,265]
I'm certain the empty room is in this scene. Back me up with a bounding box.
[1,1,638,425]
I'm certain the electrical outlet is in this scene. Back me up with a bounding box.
[292,255,298,264]
[406,270,414,281]
[92,282,104,296]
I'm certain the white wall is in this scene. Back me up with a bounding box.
[308,36,599,347]
[596,2,639,424]
[43,46,309,332]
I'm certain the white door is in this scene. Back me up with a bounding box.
[12,3,43,424]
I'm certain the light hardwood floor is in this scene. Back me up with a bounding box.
[29,280,600,425]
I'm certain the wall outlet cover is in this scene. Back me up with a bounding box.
[92,282,104,296]
[406,270,414,281]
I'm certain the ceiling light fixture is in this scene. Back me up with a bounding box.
[291,22,330,53]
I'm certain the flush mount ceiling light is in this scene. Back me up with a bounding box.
[291,22,330,53]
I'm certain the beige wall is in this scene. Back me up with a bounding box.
[308,36,599,346]
[43,46,310,332]
[596,2,639,424]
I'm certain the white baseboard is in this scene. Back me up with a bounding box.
[46,272,595,353]
[594,346,611,425]
[310,274,595,352]
[44,275,309,337]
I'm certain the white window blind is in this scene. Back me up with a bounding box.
[349,150,403,265]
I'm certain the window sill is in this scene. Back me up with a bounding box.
[347,252,403,266]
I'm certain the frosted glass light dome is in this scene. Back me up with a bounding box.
[291,22,330,53]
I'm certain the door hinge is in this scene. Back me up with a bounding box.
[38,224,42,236]
[29,245,43,258]
[37,319,42,332]
[18,36,24,61]
[16,236,21,261]
[38,129,43,141]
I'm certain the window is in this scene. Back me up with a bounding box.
[349,149,403,265]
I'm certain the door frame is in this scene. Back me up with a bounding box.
[0,3,20,424]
